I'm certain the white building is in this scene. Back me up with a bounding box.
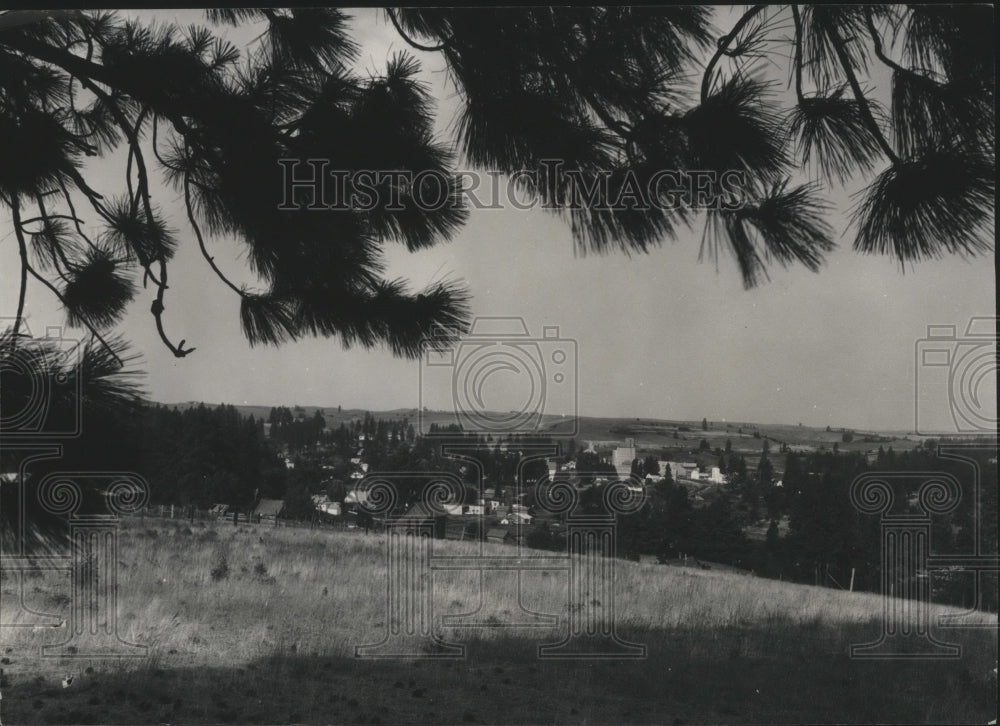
[669,462,699,481]
[317,501,341,516]
[344,489,369,506]
[612,438,637,478]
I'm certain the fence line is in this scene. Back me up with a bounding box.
[130,505,365,532]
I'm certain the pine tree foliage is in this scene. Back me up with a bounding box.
[0,5,993,363]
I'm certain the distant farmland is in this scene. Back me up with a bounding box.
[166,401,925,456]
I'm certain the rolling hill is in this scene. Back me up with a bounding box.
[163,401,926,460]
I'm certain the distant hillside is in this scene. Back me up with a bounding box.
[161,401,926,458]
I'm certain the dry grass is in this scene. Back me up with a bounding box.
[1,517,996,724]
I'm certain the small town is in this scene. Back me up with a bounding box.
[0,5,995,725]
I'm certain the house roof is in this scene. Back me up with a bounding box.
[397,501,437,521]
[253,499,285,517]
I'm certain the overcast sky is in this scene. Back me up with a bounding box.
[1,8,995,432]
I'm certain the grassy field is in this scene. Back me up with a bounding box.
[1,517,996,725]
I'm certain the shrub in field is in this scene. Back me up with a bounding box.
[210,554,230,582]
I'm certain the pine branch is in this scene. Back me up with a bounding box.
[150,258,194,358]
[824,19,899,164]
[864,8,945,86]
[385,8,449,53]
[183,168,245,297]
[18,241,126,368]
[17,213,85,227]
[791,5,805,102]
[31,193,77,275]
[8,194,30,341]
[57,178,99,252]
[702,5,767,103]
[64,166,113,223]
[78,79,192,355]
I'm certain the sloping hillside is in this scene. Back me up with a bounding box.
[2,518,995,725]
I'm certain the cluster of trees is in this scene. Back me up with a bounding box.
[351,413,417,463]
[585,437,996,611]
[271,409,419,455]
[360,428,562,507]
[613,475,745,565]
[267,406,326,452]
[631,455,666,480]
[0,336,292,541]
[135,404,287,509]
[758,445,996,608]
